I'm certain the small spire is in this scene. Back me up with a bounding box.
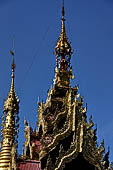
[11,36,16,72]
[0,49,19,170]
[61,0,65,44]
[12,56,15,72]
[54,1,74,87]
[3,50,19,113]
[55,1,72,57]
[10,50,16,93]
[62,0,65,20]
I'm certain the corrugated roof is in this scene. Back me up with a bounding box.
[18,160,41,170]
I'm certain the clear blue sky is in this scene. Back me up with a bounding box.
[0,0,113,162]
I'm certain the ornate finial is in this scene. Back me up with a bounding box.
[55,1,72,57]
[11,36,16,72]
[62,0,65,20]
[10,50,16,94]
[10,50,15,72]
[54,1,73,87]
[3,50,19,113]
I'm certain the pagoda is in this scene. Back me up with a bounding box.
[0,2,113,170]
[0,52,19,170]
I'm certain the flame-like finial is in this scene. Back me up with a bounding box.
[55,1,72,57]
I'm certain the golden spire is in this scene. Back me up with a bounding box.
[3,51,19,113]
[55,0,72,57]
[0,51,19,170]
[54,1,73,87]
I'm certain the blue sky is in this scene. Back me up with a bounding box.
[0,0,113,162]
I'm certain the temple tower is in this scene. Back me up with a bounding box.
[0,52,19,170]
[2,2,111,170]
[36,2,111,170]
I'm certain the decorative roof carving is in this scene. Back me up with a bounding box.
[37,83,113,170]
